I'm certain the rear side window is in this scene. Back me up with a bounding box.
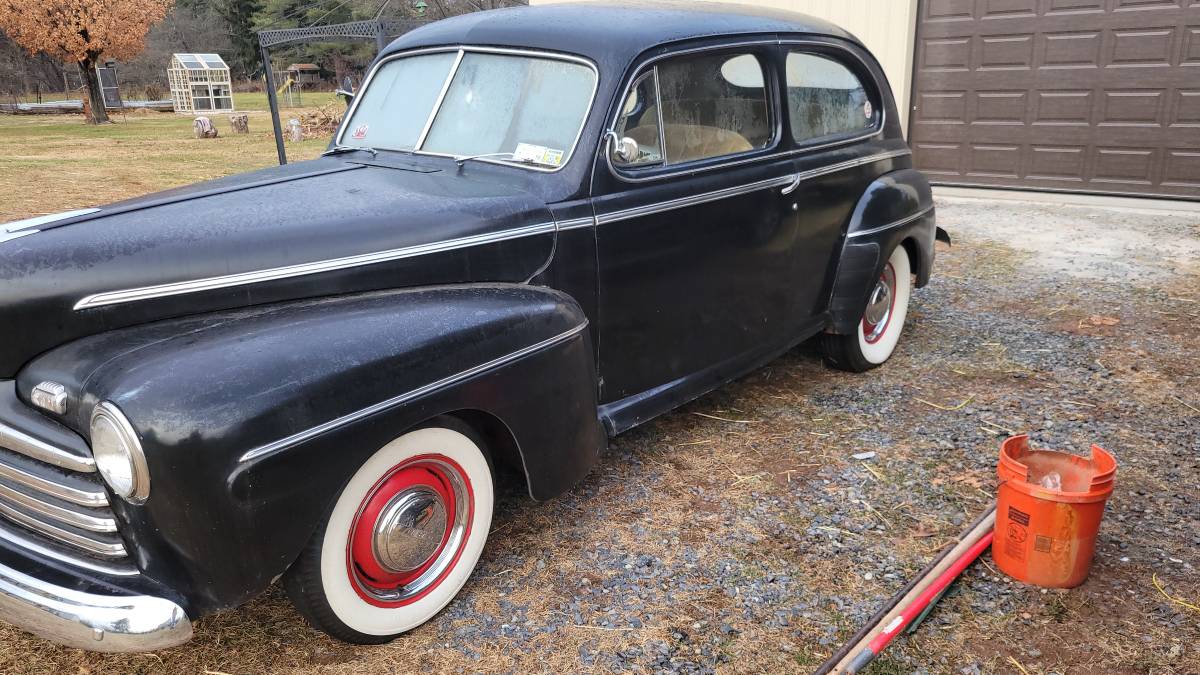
[785,52,877,144]
[639,51,772,165]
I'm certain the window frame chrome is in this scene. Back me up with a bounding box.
[780,42,886,151]
[605,37,888,184]
[606,41,782,181]
[610,69,665,169]
[336,45,600,174]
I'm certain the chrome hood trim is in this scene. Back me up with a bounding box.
[0,209,100,244]
[73,220,558,310]
[1,209,100,233]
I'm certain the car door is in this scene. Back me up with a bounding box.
[591,44,809,406]
[779,44,899,318]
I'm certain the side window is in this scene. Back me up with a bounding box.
[614,72,664,166]
[654,51,772,164]
[785,52,877,144]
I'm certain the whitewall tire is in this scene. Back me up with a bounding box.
[285,424,494,643]
[821,245,913,372]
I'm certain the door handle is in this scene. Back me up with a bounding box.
[780,174,802,196]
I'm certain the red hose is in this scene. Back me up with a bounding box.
[866,531,994,654]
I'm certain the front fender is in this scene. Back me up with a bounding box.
[827,169,937,334]
[18,284,602,616]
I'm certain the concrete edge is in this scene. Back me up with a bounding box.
[933,186,1200,216]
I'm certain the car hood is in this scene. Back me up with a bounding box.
[0,157,556,378]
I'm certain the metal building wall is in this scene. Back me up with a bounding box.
[530,0,920,132]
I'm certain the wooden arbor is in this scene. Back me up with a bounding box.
[256,20,425,165]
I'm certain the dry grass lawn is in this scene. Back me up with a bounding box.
[0,109,1196,675]
[0,97,333,223]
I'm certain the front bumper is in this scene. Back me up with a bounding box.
[0,557,191,652]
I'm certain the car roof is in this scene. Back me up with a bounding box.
[382,1,860,67]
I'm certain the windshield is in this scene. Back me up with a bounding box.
[340,49,597,169]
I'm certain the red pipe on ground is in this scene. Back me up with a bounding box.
[844,531,995,673]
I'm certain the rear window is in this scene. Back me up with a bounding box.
[785,52,877,144]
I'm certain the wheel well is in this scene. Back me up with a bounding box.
[899,237,921,280]
[440,409,529,495]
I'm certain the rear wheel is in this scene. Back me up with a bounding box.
[821,244,912,372]
[284,424,494,643]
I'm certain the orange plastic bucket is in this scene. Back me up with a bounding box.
[993,435,1116,588]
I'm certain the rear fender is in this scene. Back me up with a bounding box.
[18,284,603,615]
[827,168,937,335]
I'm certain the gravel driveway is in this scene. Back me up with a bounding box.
[1,195,1196,674]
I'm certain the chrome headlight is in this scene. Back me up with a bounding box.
[89,402,150,504]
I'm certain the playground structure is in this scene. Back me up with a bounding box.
[167,53,234,114]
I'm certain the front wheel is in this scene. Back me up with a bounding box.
[821,244,913,372]
[284,424,494,644]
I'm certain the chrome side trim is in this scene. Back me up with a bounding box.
[597,175,795,225]
[74,221,557,310]
[596,150,910,225]
[337,45,600,174]
[0,520,136,577]
[556,216,596,231]
[0,501,126,558]
[240,321,589,464]
[795,149,911,183]
[0,482,116,533]
[0,421,95,473]
[0,557,191,651]
[0,461,107,507]
[847,205,935,239]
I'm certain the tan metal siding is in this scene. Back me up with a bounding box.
[530,0,920,131]
[754,0,919,130]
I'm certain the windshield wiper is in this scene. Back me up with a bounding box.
[453,151,541,167]
[322,144,378,158]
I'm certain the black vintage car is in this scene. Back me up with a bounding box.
[0,3,945,651]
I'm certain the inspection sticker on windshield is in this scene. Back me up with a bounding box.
[514,143,564,166]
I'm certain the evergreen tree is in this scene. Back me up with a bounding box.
[216,0,262,78]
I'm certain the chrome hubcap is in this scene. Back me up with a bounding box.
[373,487,448,573]
[863,264,896,343]
[864,281,891,326]
[349,456,472,605]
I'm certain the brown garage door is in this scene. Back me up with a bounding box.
[909,0,1200,200]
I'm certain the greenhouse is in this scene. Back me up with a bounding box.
[168,53,234,114]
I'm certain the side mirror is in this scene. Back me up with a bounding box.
[611,136,640,164]
[335,89,354,108]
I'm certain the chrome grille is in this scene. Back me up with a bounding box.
[0,420,133,575]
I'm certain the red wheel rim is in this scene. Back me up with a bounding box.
[862,262,897,345]
[346,454,473,608]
